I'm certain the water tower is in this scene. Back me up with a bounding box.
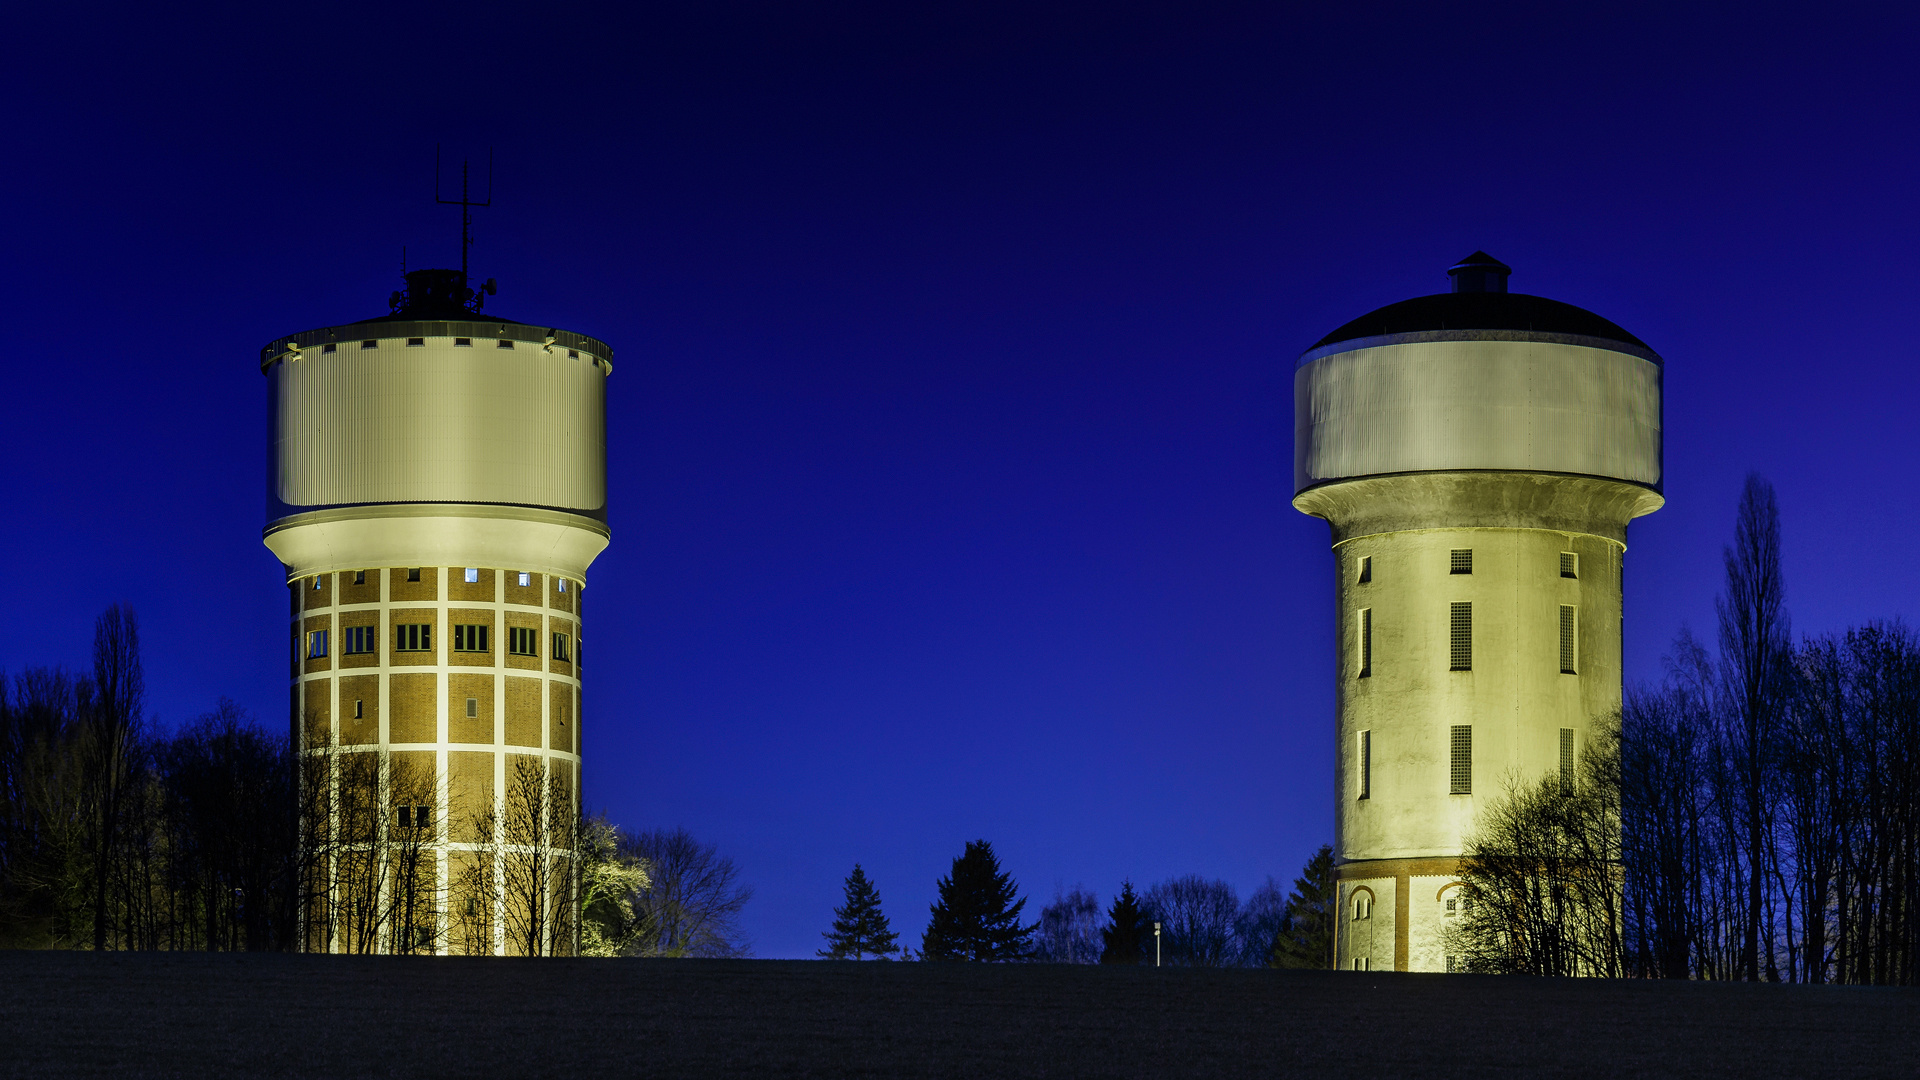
[1292,253,1661,972]
[263,185,612,955]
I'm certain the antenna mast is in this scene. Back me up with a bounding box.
[435,146,493,282]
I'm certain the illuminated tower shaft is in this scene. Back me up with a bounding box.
[1292,254,1661,973]
[263,268,612,955]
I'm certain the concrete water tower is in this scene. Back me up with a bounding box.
[262,194,612,954]
[1292,252,1661,972]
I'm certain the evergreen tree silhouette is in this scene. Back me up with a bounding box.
[818,863,899,959]
[921,840,1032,961]
[1099,880,1150,964]
[1269,845,1337,968]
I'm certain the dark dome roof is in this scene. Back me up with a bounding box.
[1313,291,1647,351]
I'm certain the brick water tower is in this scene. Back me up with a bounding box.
[262,204,612,954]
[1292,253,1661,972]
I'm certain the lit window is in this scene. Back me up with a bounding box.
[452,624,489,652]
[508,627,538,657]
[312,576,323,591]
[1451,725,1472,794]
[343,626,376,655]
[306,630,328,659]
[464,567,478,583]
[1559,605,1577,674]
[466,697,478,718]
[557,579,568,593]
[1357,730,1371,800]
[551,633,571,663]
[518,572,531,588]
[395,624,432,652]
[1450,602,1472,670]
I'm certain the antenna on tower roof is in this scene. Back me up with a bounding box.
[435,145,493,283]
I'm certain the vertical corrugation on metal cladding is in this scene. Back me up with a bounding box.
[1293,339,1661,492]
[270,337,607,511]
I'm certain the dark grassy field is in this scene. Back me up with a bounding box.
[1,952,1915,1078]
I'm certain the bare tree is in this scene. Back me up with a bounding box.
[86,605,144,951]
[1142,876,1240,967]
[1715,473,1791,981]
[1031,886,1101,964]
[624,827,753,958]
[1451,713,1624,977]
[466,756,575,957]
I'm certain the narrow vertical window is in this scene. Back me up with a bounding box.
[466,697,479,719]
[1356,555,1372,584]
[1450,725,1472,794]
[1559,605,1577,674]
[1357,608,1373,678]
[558,579,568,593]
[518,572,531,588]
[1449,603,1472,671]
[353,570,366,586]
[1450,549,1473,575]
[1560,728,1575,795]
[306,630,328,659]
[1560,552,1578,579]
[353,699,363,721]
[1357,730,1371,800]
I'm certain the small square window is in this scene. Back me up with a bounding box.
[1445,898,1458,914]
[322,343,337,353]
[508,627,539,657]
[343,626,376,655]
[568,349,579,359]
[407,568,421,583]
[361,339,378,349]
[406,338,424,347]
[465,567,479,583]
[518,572,531,588]
[454,337,472,347]
[1450,549,1473,575]
[466,697,478,718]
[497,339,514,349]
[353,570,366,586]
[1560,552,1578,579]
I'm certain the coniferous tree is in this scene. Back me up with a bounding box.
[1099,880,1149,964]
[921,840,1031,961]
[819,863,898,959]
[1269,845,1337,968]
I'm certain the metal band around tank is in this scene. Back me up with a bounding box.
[260,319,614,373]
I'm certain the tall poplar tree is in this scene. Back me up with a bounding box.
[819,863,898,959]
[921,840,1031,961]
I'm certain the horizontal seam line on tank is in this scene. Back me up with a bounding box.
[1294,467,1663,496]
[1329,528,1628,551]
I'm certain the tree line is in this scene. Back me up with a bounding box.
[819,839,1337,966]
[0,605,752,956]
[1455,473,1920,984]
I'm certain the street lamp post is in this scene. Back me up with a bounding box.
[1154,921,1161,968]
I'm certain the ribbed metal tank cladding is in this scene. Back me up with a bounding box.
[1294,338,1661,495]
[268,339,606,516]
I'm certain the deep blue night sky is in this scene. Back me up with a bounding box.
[4,3,1918,957]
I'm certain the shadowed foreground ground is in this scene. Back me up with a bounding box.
[1,951,1915,1078]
